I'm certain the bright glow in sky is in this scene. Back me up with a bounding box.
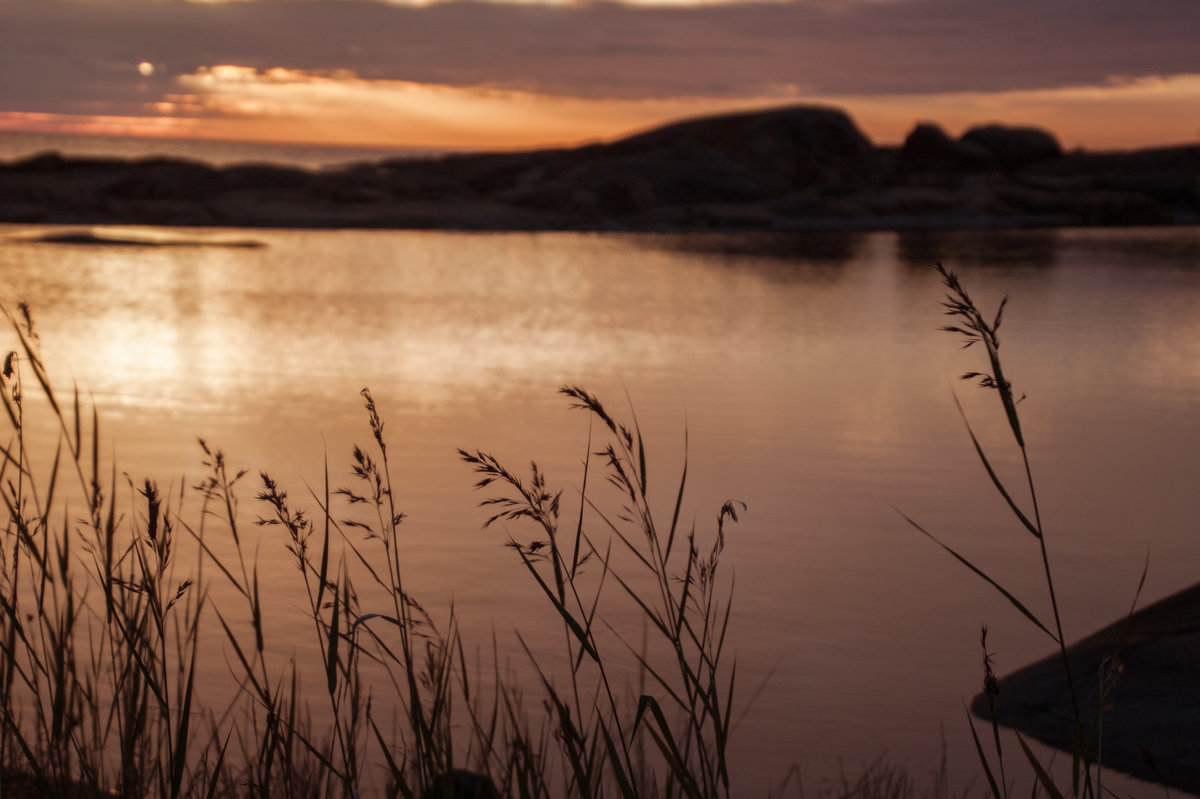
[3,0,1199,152]
[5,68,1199,152]
[170,66,791,148]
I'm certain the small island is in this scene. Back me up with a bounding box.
[1,104,1198,231]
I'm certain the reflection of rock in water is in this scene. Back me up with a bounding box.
[10,227,265,248]
[1066,228,1200,270]
[974,581,1200,795]
[897,229,1059,272]
[634,231,866,267]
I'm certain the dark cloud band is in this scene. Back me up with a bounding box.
[3,0,1197,116]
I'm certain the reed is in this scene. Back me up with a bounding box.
[460,385,742,799]
[901,265,1151,799]
[0,303,212,799]
[0,304,751,798]
[3,264,1067,798]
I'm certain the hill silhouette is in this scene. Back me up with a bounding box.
[2,105,1198,231]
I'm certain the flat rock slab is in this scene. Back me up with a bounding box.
[973,582,1200,793]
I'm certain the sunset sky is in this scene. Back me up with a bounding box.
[3,0,1199,152]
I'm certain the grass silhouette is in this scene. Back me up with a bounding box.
[0,301,756,798]
[3,261,1137,798]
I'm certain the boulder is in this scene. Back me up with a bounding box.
[961,124,1063,170]
[605,105,875,192]
[895,122,996,175]
[975,581,1200,794]
[614,105,872,161]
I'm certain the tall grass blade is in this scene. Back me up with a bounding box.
[212,608,264,697]
[1017,732,1065,799]
[43,439,61,522]
[634,695,703,799]
[72,384,80,459]
[369,717,412,799]
[171,648,198,799]
[665,429,689,563]
[967,704,1004,799]
[897,508,1055,641]
[203,731,234,799]
[635,425,647,496]
[1,705,53,797]
[327,576,341,697]
[183,524,249,599]
[519,647,592,799]
[571,427,593,580]
[596,718,638,799]
[251,563,264,655]
[515,547,599,662]
[953,395,1040,539]
[318,456,332,614]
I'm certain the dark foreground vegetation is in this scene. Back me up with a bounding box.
[2,104,1200,231]
[0,299,750,798]
[0,265,1191,798]
[906,267,1193,798]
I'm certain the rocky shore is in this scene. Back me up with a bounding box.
[2,105,1199,231]
[974,582,1200,795]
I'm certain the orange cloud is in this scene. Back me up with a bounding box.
[0,111,202,140]
[176,67,1200,151]
[3,68,1198,153]
[171,66,788,149]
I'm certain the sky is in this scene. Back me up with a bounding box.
[2,0,1199,153]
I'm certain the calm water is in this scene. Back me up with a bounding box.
[2,224,1198,794]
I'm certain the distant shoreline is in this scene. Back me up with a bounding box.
[3,105,1198,233]
[0,129,459,170]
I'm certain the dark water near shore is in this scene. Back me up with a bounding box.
[1,224,1198,794]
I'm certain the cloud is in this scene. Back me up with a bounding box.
[10,62,1195,152]
[156,66,790,147]
[2,0,1198,150]
[3,0,1198,119]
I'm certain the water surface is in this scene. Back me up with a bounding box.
[2,225,1198,794]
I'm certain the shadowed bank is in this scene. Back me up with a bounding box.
[2,105,1199,232]
[974,583,1200,794]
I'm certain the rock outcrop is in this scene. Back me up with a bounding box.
[2,104,1198,231]
[974,581,1200,795]
[960,123,1064,170]
[895,122,996,177]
